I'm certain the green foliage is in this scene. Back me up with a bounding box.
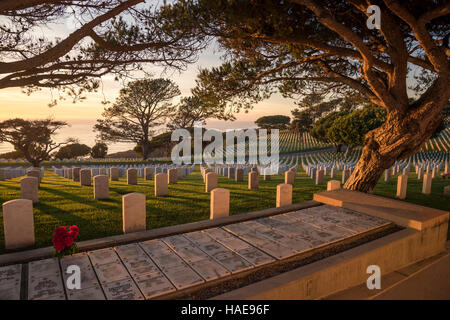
[95,78,180,159]
[290,109,313,135]
[255,115,290,130]
[310,112,348,143]
[90,142,108,159]
[53,143,91,160]
[327,107,387,147]
[0,150,24,159]
[0,118,71,166]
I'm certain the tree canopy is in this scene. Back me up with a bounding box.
[53,143,91,159]
[91,142,108,158]
[0,0,204,104]
[159,0,450,191]
[94,78,180,159]
[0,118,72,166]
[255,115,291,130]
[327,106,387,155]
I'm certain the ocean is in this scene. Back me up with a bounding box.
[0,120,257,155]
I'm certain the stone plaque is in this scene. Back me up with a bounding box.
[0,284,21,300]
[122,256,159,277]
[174,246,210,263]
[150,252,185,271]
[238,231,270,247]
[89,248,120,267]
[190,259,230,281]
[60,253,92,271]
[115,243,146,261]
[139,240,171,257]
[216,236,252,251]
[28,258,60,279]
[94,262,130,284]
[163,264,204,290]
[258,241,297,260]
[203,227,233,239]
[197,241,230,258]
[270,214,299,224]
[214,252,253,273]
[134,271,176,299]
[161,235,193,250]
[67,284,105,300]
[63,265,99,291]
[28,273,65,300]
[184,231,214,245]
[103,278,144,300]
[236,247,275,267]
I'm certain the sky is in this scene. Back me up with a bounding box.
[0,18,296,153]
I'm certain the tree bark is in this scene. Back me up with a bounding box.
[142,143,149,160]
[344,101,445,192]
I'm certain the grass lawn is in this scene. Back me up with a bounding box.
[0,167,448,254]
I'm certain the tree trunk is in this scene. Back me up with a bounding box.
[142,143,149,160]
[335,144,342,153]
[344,102,445,192]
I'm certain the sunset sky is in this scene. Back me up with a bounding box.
[0,22,295,153]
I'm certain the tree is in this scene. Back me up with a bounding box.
[94,78,180,159]
[310,112,348,152]
[91,142,108,158]
[327,107,387,157]
[0,118,72,167]
[161,0,450,192]
[255,115,290,130]
[0,1,204,104]
[290,109,313,136]
[53,143,91,159]
[167,95,230,130]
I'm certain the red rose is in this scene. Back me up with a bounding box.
[63,234,74,247]
[68,225,79,239]
[52,226,68,252]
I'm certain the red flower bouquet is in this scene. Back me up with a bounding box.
[52,225,79,258]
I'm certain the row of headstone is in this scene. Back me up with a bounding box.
[0,167,28,181]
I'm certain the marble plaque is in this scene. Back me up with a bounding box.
[150,252,185,271]
[115,243,146,261]
[28,273,65,300]
[0,264,21,287]
[190,259,230,281]
[236,247,275,267]
[88,248,120,267]
[198,242,232,258]
[134,271,176,299]
[67,284,105,300]
[103,278,144,300]
[163,264,204,290]
[216,236,252,251]
[62,265,98,291]
[94,262,130,284]
[139,240,172,257]
[28,258,60,279]
[257,241,297,259]
[0,284,21,300]
[122,256,159,277]
[184,231,214,245]
[256,217,285,228]
[174,246,209,263]
[203,227,233,240]
[161,235,192,250]
[214,252,253,273]
[60,253,92,271]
